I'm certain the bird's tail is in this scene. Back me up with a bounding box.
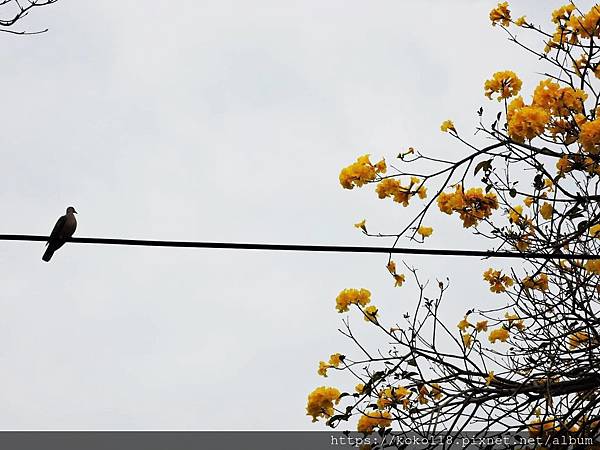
[42,247,54,262]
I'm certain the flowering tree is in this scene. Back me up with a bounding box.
[1,0,58,35]
[307,2,600,448]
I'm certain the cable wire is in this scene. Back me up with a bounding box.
[0,234,598,260]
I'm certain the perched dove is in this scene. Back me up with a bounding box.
[42,206,78,262]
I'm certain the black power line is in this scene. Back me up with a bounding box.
[0,234,598,260]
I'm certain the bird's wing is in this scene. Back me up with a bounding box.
[47,215,66,244]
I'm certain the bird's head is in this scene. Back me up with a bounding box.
[66,206,78,214]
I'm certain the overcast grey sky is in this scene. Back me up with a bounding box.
[0,0,585,430]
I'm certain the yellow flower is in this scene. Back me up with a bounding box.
[441,120,455,132]
[508,205,524,224]
[394,274,405,287]
[430,383,443,401]
[589,224,600,237]
[516,238,530,252]
[328,353,343,368]
[335,288,371,313]
[484,70,522,100]
[363,305,379,323]
[354,219,367,232]
[540,202,553,220]
[552,4,576,24]
[483,268,514,293]
[508,105,549,142]
[556,155,572,173]
[318,361,330,377]
[462,333,473,349]
[374,158,387,174]
[528,417,560,437]
[584,260,600,274]
[355,383,365,394]
[377,386,411,409]
[437,185,499,228]
[476,320,488,332]
[532,79,587,117]
[417,385,429,404]
[306,386,341,422]
[515,16,527,26]
[522,273,549,292]
[417,226,433,238]
[457,316,471,332]
[357,410,392,433]
[489,2,511,27]
[386,260,397,274]
[579,119,600,154]
[505,312,525,331]
[339,154,386,189]
[489,328,510,343]
[394,386,410,399]
[375,178,415,207]
[567,331,589,349]
[523,196,534,207]
[485,371,495,386]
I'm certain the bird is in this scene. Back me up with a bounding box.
[42,206,78,262]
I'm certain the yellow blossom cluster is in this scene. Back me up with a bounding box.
[489,2,511,27]
[335,288,371,313]
[528,417,560,437]
[508,205,526,225]
[483,268,514,293]
[476,320,489,332]
[504,78,586,143]
[377,386,411,409]
[430,383,443,401]
[567,331,590,350]
[440,120,455,133]
[457,316,470,332]
[456,316,487,333]
[522,273,549,291]
[457,317,488,349]
[590,224,600,237]
[417,385,430,405]
[356,410,392,433]
[417,226,433,238]
[489,327,510,343]
[484,70,522,101]
[462,334,473,349]
[375,176,427,207]
[584,259,600,274]
[354,219,367,232]
[572,54,600,80]
[363,305,379,323]
[545,4,600,53]
[540,202,554,220]
[306,386,341,422]
[505,312,526,331]
[532,79,587,118]
[437,185,499,228]
[556,155,572,173]
[507,97,549,142]
[515,16,527,27]
[317,353,344,377]
[386,260,406,287]
[579,119,600,154]
[556,153,600,175]
[339,155,386,190]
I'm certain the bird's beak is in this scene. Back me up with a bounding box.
[74,210,78,214]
